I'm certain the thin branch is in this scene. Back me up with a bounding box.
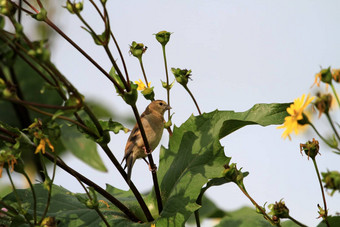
[130,104,163,213]
[43,151,141,222]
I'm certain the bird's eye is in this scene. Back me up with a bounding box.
[159,102,163,106]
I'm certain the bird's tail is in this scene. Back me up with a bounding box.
[126,154,134,185]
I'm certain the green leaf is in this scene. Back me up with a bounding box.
[60,125,107,172]
[317,216,340,227]
[99,119,129,134]
[215,207,272,227]
[152,103,289,226]
[2,184,112,227]
[187,195,227,224]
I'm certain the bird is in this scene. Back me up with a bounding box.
[121,100,171,183]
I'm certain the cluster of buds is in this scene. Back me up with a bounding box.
[268,199,290,219]
[65,0,84,14]
[222,163,247,186]
[154,30,172,46]
[27,119,55,154]
[0,0,16,16]
[0,78,12,98]
[27,41,51,62]
[129,41,147,59]
[171,68,192,87]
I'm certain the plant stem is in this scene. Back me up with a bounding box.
[43,151,142,222]
[287,215,307,227]
[309,122,340,152]
[139,58,149,88]
[162,45,171,121]
[237,185,278,226]
[100,144,154,221]
[330,83,340,108]
[6,168,34,227]
[38,153,57,225]
[42,17,125,94]
[194,186,209,227]
[312,158,330,227]
[22,169,37,225]
[184,85,202,115]
[130,104,163,213]
[325,112,340,141]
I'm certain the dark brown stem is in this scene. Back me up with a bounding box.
[42,17,125,94]
[130,104,163,213]
[6,98,78,110]
[43,151,141,222]
[100,144,154,221]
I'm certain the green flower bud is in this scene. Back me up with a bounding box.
[86,199,98,209]
[300,138,319,159]
[31,8,47,21]
[154,30,172,46]
[123,82,138,105]
[0,0,16,16]
[129,41,147,59]
[321,170,340,196]
[2,88,13,98]
[65,1,84,14]
[317,204,326,219]
[43,177,52,192]
[222,163,246,186]
[268,199,289,219]
[141,87,155,101]
[319,67,333,85]
[171,68,192,87]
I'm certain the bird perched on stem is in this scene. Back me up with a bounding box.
[121,100,171,183]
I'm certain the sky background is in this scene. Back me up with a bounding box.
[4,1,340,226]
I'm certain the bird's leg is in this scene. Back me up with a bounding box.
[143,146,152,155]
[142,157,157,172]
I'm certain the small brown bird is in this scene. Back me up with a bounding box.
[121,100,171,183]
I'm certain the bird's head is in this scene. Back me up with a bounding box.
[148,100,171,115]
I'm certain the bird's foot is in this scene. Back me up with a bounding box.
[143,146,152,155]
[149,164,157,173]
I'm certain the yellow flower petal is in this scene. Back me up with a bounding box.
[277,94,315,140]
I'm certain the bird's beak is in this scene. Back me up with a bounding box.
[166,105,172,110]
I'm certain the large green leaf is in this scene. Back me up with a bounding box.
[1,103,289,226]
[60,125,107,172]
[215,207,272,227]
[317,216,340,227]
[153,103,290,226]
[187,195,227,224]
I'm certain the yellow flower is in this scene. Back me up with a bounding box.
[277,94,315,140]
[135,79,151,91]
[35,137,54,154]
[0,152,17,178]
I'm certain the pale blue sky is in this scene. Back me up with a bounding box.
[11,1,340,226]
